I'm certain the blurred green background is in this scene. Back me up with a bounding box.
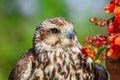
[0,0,110,80]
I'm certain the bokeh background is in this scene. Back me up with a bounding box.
[0,0,110,80]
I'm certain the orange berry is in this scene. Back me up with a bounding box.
[87,51,96,58]
[106,48,113,57]
[115,36,120,45]
[114,6,120,21]
[105,1,115,13]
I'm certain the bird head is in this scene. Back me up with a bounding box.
[33,17,78,51]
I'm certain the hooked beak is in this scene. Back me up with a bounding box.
[66,29,75,39]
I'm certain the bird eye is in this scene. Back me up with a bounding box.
[50,28,60,34]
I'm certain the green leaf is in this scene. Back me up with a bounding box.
[95,46,106,60]
[92,61,95,68]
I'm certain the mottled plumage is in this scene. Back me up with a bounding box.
[9,17,108,80]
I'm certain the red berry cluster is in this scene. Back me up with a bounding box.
[107,33,120,59]
[84,35,107,48]
[89,17,107,27]
[105,0,120,22]
[82,0,120,62]
[82,35,107,63]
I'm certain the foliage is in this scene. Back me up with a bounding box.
[82,0,120,64]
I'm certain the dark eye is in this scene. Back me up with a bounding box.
[50,28,60,34]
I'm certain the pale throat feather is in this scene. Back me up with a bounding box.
[32,36,94,80]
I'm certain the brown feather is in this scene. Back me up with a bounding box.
[9,17,108,80]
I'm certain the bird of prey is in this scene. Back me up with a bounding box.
[9,17,108,80]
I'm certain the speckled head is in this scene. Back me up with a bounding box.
[33,17,78,54]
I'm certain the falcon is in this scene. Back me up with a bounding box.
[9,17,108,80]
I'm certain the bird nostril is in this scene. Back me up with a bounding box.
[67,33,75,39]
[66,29,75,39]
